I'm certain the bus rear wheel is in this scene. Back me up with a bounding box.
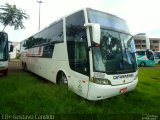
[57,72,68,85]
[2,69,8,76]
[4,70,8,76]
[22,62,27,71]
[140,62,146,67]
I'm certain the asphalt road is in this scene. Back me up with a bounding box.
[8,60,22,74]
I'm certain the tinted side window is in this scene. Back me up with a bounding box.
[20,40,27,50]
[66,11,89,76]
[146,50,154,60]
[42,44,54,58]
[49,21,63,43]
[137,51,145,56]
[156,52,160,58]
[25,20,63,49]
[38,29,49,44]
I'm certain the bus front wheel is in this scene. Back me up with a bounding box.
[140,62,146,67]
[57,71,68,84]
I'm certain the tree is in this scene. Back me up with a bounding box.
[0,3,29,32]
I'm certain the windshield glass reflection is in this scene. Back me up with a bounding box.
[0,33,8,61]
[93,29,137,74]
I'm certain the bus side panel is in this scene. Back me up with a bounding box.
[69,71,89,99]
[23,43,70,84]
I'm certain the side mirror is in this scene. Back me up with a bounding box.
[84,23,100,44]
[9,45,14,52]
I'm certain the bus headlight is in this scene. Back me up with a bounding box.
[91,78,111,85]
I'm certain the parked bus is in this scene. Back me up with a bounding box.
[20,8,138,100]
[0,32,9,76]
[136,49,156,66]
[154,51,160,64]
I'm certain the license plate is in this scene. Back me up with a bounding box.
[120,87,127,93]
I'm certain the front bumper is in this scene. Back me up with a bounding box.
[87,79,138,100]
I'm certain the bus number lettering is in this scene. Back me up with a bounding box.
[113,74,133,79]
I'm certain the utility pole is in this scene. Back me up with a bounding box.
[37,0,43,30]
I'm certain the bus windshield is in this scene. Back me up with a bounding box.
[92,29,137,74]
[87,9,130,33]
[0,32,8,61]
[87,9,137,74]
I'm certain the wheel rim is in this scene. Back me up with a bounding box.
[59,72,67,84]
[141,62,145,66]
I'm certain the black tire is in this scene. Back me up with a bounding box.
[3,70,8,76]
[158,61,160,64]
[140,62,146,67]
[23,63,27,72]
[22,62,24,70]
[57,72,67,84]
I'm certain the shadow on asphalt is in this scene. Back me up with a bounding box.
[8,60,23,74]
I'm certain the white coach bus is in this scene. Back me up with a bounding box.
[20,8,138,100]
[0,32,9,76]
[0,32,14,76]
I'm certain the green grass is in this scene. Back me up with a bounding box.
[0,65,160,120]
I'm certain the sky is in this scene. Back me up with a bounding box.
[0,0,160,42]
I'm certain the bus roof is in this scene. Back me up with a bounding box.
[21,8,128,42]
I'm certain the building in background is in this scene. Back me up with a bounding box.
[9,42,20,59]
[133,33,150,50]
[150,38,160,51]
[133,33,160,51]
